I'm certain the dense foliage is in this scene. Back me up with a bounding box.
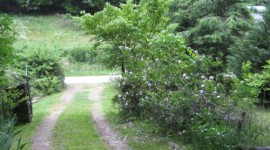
[0,15,25,150]
[226,3,270,106]
[0,15,16,120]
[228,4,270,76]
[0,0,124,14]
[0,14,65,150]
[15,49,65,96]
[68,45,109,65]
[81,0,266,149]
[170,1,270,108]
[0,16,14,86]
[170,0,253,73]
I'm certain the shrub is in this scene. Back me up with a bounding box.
[34,76,64,96]
[189,110,260,150]
[28,49,65,96]
[69,46,97,64]
[68,44,111,65]
[15,48,65,96]
[242,60,270,106]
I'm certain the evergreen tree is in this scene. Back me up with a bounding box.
[0,15,15,119]
[170,0,253,72]
[228,3,270,76]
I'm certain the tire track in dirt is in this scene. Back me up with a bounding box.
[32,84,83,150]
[89,84,130,150]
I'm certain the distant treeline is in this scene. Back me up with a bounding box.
[0,0,125,14]
[0,0,266,14]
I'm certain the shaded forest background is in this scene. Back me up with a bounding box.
[0,0,126,14]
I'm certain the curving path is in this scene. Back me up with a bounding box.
[32,75,128,150]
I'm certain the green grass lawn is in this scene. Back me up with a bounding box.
[102,83,190,150]
[52,89,108,150]
[11,93,62,150]
[12,15,89,53]
[254,107,270,145]
[11,14,117,76]
[255,107,270,124]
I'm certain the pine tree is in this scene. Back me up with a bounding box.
[170,0,253,73]
[228,4,270,76]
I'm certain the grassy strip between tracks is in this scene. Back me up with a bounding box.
[52,88,107,150]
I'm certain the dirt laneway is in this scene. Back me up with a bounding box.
[32,75,128,150]
[32,84,83,150]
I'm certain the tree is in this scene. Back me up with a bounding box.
[170,0,253,72]
[81,0,195,117]
[0,15,15,119]
[228,3,270,76]
[0,16,15,87]
[81,0,173,74]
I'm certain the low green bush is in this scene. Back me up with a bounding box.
[15,48,65,96]
[68,44,112,65]
[28,49,65,96]
[69,46,97,64]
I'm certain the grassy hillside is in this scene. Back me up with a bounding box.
[11,14,119,76]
